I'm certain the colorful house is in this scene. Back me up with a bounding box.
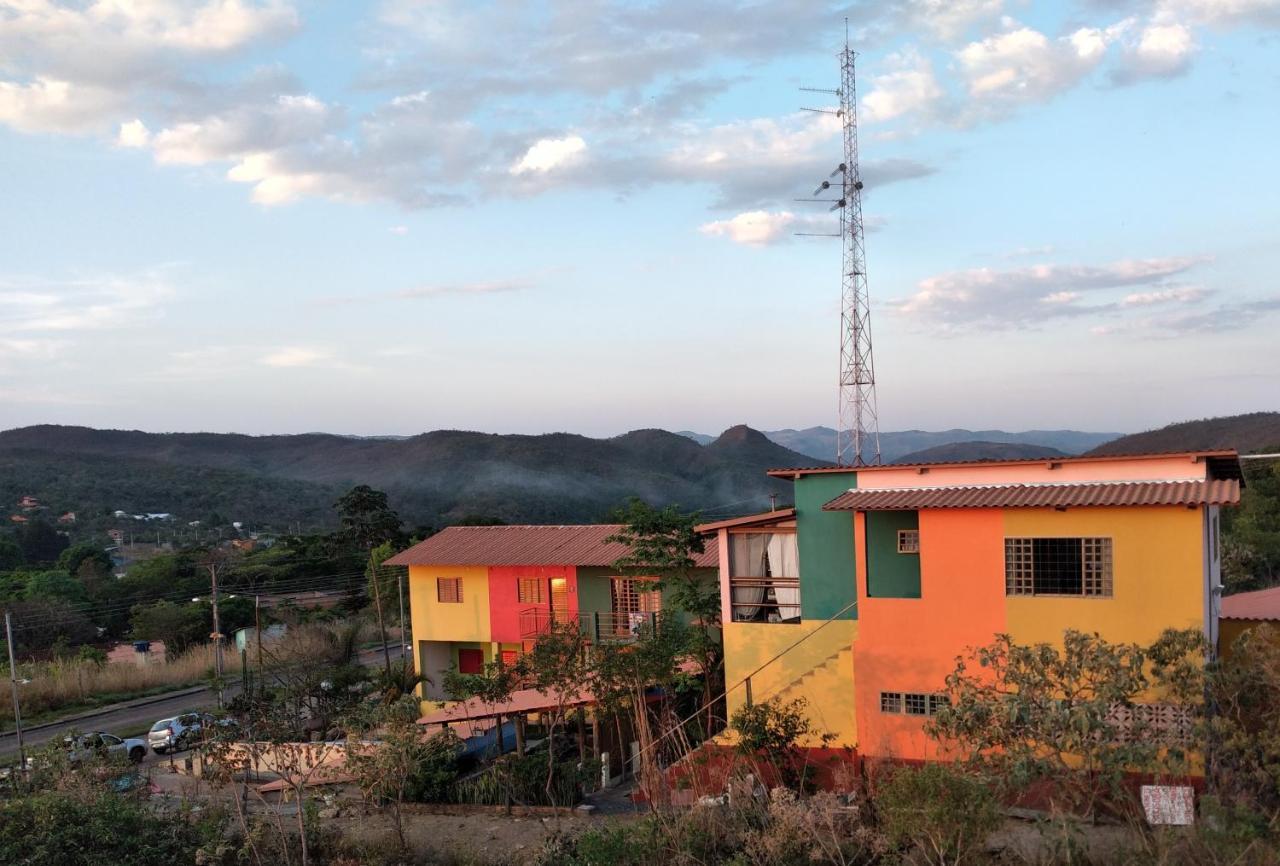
[700,450,1243,762]
[387,524,720,705]
[1219,585,1280,655]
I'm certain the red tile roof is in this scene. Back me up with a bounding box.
[769,450,1243,480]
[822,478,1241,511]
[385,524,719,568]
[695,508,796,534]
[1221,586,1280,622]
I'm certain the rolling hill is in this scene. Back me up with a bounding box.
[892,441,1068,464]
[0,424,824,532]
[1086,412,1280,456]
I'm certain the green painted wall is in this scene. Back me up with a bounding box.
[795,472,859,620]
[574,566,718,627]
[865,510,921,598]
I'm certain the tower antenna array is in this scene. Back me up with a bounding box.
[802,26,882,466]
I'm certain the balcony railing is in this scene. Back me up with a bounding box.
[518,608,661,643]
[729,576,801,623]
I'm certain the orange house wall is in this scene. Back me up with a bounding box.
[853,508,1007,761]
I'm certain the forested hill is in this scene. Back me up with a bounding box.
[1086,412,1280,456]
[0,424,821,531]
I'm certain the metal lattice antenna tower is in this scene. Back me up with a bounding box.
[800,27,881,466]
[836,39,880,466]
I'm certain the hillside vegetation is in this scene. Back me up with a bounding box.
[892,441,1068,464]
[0,423,819,531]
[1086,412,1280,455]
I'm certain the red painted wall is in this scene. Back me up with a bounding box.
[853,508,1006,761]
[487,565,579,643]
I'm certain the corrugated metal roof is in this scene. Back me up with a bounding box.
[769,449,1243,480]
[1221,585,1280,622]
[695,508,796,534]
[821,478,1241,511]
[385,524,720,568]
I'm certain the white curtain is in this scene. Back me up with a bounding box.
[730,533,768,620]
[767,534,801,621]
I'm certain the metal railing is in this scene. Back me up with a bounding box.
[517,608,661,643]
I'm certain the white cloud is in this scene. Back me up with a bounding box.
[0,77,126,134]
[889,256,1208,330]
[116,118,150,147]
[862,49,945,123]
[259,347,330,368]
[510,135,587,175]
[1153,0,1280,28]
[388,225,409,236]
[896,0,1007,40]
[1112,21,1197,83]
[698,210,837,246]
[955,22,1119,118]
[0,272,174,333]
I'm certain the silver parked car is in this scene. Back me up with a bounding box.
[64,731,147,764]
[148,712,234,754]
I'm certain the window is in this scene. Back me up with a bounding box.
[517,578,544,604]
[437,577,462,603]
[611,578,661,615]
[500,649,519,667]
[897,529,920,554]
[457,648,484,674]
[728,531,801,623]
[881,691,948,716]
[1005,537,1112,597]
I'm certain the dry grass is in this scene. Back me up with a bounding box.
[1,643,243,724]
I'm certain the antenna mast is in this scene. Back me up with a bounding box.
[801,27,882,466]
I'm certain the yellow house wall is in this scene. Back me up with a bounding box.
[1004,506,1205,647]
[408,564,492,647]
[723,620,858,748]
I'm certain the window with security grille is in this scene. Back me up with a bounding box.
[517,578,544,604]
[437,577,462,603]
[905,693,929,715]
[897,529,920,554]
[611,578,661,615]
[928,694,950,715]
[1005,537,1112,597]
[880,692,903,713]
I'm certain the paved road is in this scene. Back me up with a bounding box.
[0,646,399,760]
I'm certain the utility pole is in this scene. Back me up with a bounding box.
[5,610,26,772]
[396,571,408,663]
[208,560,225,709]
[255,594,264,696]
[370,561,392,678]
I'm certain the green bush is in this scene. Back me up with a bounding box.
[0,791,208,866]
[875,763,1001,866]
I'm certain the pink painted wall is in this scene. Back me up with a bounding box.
[487,565,579,643]
[853,455,1208,490]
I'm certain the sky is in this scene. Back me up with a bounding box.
[0,0,1277,439]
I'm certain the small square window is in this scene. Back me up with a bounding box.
[880,692,903,714]
[905,693,929,716]
[437,577,462,603]
[517,578,544,604]
[897,529,920,554]
[928,694,950,715]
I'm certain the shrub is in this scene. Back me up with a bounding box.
[875,763,1001,866]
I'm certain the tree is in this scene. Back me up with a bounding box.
[515,620,593,806]
[926,628,1205,818]
[345,696,461,851]
[609,498,723,734]
[1222,456,1280,592]
[56,544,112,578]
[0,536,23,571]
[22,569,87,606]
[129,600,207,654]
[14,520,68,565]
[335,485,402,550]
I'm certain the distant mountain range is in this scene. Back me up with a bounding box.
[2,413,1273,535]
[680,426,1120,463]
[0,424,821,531]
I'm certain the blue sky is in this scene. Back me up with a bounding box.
[1,0,1277,438]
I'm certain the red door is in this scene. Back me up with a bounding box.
[458,648,484,674]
